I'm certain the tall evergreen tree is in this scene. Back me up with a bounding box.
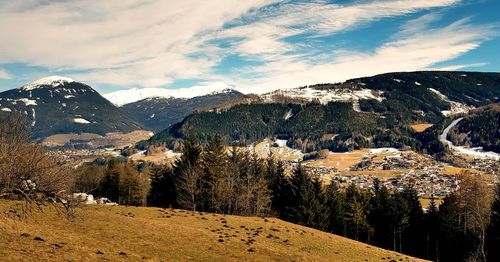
[148,165,176,208]
[174,134,202,211]
[368,180,392,247]
[288,164,327,229]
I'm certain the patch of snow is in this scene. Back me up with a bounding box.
[352,100,361,112]
[275,139,288,147]
[414,81,422,86]
[1,108,12,112]
[21,76,75,90]
[31,108,36,127]
[393,78,403,83]
[103,82,237,106]
[64,95,75,99]
[369,148,400,154]
[428,88,474,116]
[261,87,384,105]
[284,109,293,120]
[73,118,91,124]
[150,113,155,118]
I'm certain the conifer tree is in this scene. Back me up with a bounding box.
[148,165,176,207]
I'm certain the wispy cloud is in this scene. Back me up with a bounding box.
[0,0,276,87]
[228,14,495,92]
[0,0,495,94]
[0,68,11,79]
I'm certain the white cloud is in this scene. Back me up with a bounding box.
[228,16,494,93]
[0,68,11,79]
[0,0,494,95]
[0,0,276,87]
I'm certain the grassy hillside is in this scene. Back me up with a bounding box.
[0,201,423,261]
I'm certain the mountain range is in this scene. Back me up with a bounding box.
[145,71,500,154]
[1,71,499,154]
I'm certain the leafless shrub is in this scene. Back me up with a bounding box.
[0,113,73,216]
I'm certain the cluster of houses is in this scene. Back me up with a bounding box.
[330,171,459,198]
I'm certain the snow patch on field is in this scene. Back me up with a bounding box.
[428,88,473,116]
[1,108,12,112]
[369,148,400,154]
[73,118,91,124]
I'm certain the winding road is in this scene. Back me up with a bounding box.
[439,117,500,160]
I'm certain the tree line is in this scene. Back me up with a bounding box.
[76,135,500,261]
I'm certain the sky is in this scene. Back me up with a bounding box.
[0,0,499,94]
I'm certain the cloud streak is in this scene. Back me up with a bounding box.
[0,68,11,79]
[0,0,495,94]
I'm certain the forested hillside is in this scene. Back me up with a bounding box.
[448,103,500,153]
[146,71,500,152]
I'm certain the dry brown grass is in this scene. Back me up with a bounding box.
[420,198,444,209]
[0,201,425,262]
[42,130,153,149]
[442,166,481,176]
[409,123,433,133]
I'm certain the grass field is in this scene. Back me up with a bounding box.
[0,201,425,262]
[409,123,433,133]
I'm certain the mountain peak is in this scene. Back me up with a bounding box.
[22,75,76,90]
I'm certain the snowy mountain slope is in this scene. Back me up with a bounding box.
[104,82,237,106]
[0,76,144,139]
[122,89,243,131]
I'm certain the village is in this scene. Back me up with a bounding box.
[45,136,498,206]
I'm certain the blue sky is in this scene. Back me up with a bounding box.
[0,0,498,94]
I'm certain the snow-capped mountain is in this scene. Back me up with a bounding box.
[0,76,143,139]
[104,82,239,106]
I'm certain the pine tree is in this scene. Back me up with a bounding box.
[368,180,392,247]
[100,161,120,202]
[324,181,347,236]
[148,165,176,208]
[174,134,202,211]
[288,164,327,229]
[200,135,228,213]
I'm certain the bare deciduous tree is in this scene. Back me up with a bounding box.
[0,114,73,214]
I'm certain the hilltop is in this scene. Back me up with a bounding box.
[0,201,423,262]
[0,76,144,140]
